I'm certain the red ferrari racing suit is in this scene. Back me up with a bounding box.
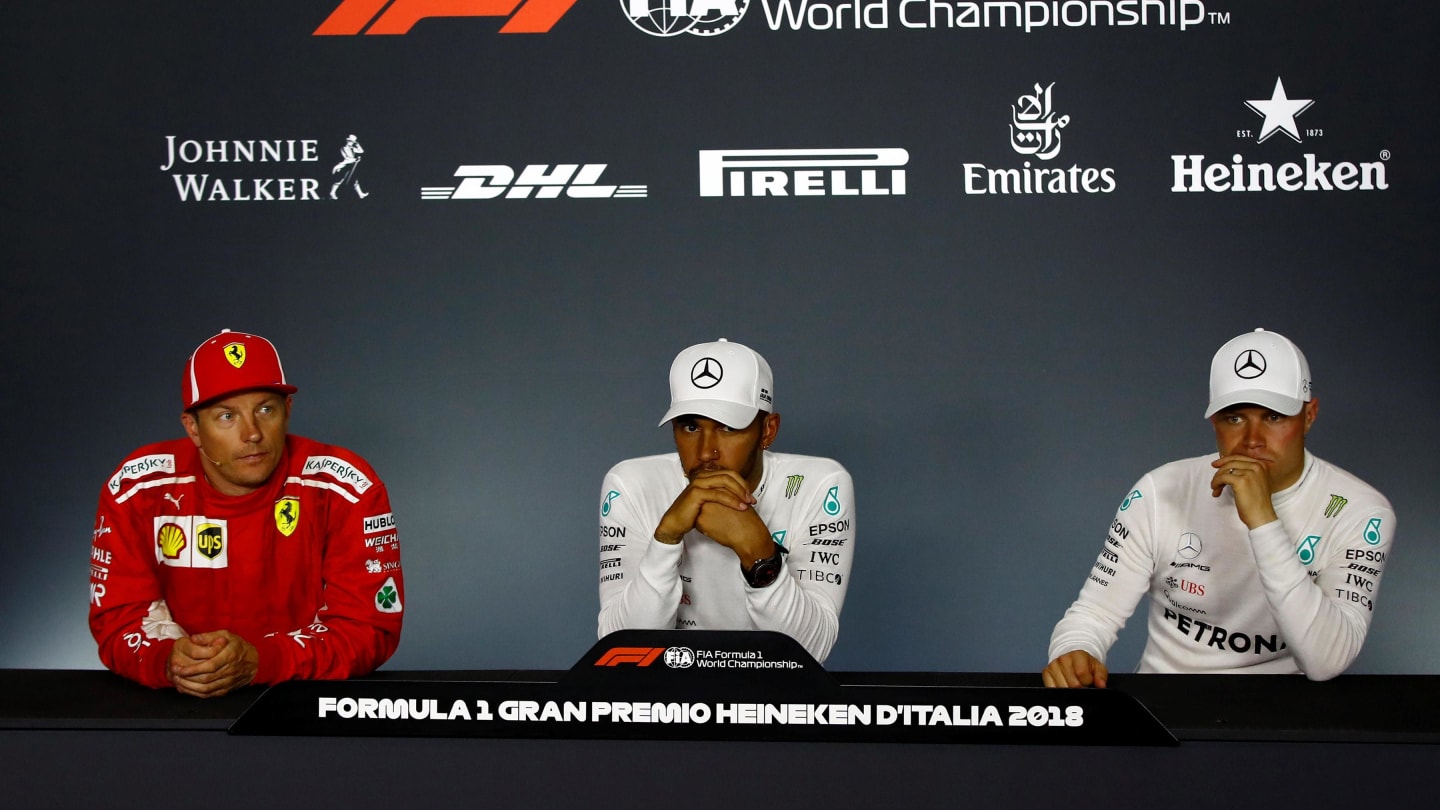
[89,435,404,688]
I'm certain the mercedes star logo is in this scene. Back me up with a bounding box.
[1233,349,1266,379]
[690,357,723,389]
[1177,532,1203,560]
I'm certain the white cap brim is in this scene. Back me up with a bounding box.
[658,399,760,430]
[1205,389,1305,418]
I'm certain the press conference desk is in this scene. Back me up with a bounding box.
[3,669,1436,808]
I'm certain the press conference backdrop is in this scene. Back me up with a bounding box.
[3,2,1435,674]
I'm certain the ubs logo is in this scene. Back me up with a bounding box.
[1233,349,1266,379]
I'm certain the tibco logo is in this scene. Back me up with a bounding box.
[594,647,665,666]
[315,0,580,35]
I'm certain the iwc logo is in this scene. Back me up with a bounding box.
[664,646,696,668]
[621,0,748,37]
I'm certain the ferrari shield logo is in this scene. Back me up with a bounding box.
[224,342,246,368]
[274,497,300,536]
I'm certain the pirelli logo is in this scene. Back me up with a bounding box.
[594,647,664,667]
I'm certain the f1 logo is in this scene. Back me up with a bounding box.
[315,0,580,35]
[594,647,664,667]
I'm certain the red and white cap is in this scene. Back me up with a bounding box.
[658,338,774,429]
[1205,328,1311,418]
[182,329,298,410]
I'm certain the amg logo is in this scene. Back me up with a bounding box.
[699,148,907,197]
[422,164,647,200]
[364,513,396,533]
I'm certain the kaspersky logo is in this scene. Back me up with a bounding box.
[315,0,580,35]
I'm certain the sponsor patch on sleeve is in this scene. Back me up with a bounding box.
[108,454,176,496]
[301,455,374,494]
[374,576,402,614]
[363,512,396,533]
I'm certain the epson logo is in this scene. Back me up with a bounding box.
[699,149,907,197]
[422,164,647,200]
[363,513,396,534]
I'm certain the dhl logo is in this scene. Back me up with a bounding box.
[593,647,664,667]
[315,0,579,35]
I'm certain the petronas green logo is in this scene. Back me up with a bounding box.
[772,530,787,548]
[823,486,841,516]
[1296,535,1320,565]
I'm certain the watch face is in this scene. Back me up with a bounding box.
[746,556,782,588]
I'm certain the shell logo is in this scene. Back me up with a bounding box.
[157,523,187,559]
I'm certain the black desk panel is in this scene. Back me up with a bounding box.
[4,669,1436,809]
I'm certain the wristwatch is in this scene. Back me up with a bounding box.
[742,546,787,588]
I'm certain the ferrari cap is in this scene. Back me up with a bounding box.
[183,329,298,410]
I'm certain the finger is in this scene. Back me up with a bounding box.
[688,470,756,502]
[1093,661,1109,689]
[173,649,233,678]
[1041,667,1057,688]
[685,485,753,512]
[174,676,234,698]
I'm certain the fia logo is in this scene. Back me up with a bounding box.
[622,0,749,37]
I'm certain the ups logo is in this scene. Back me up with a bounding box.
[197,523,225,560]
